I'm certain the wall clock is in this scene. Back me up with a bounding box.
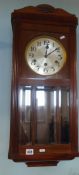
[8,4,78,167]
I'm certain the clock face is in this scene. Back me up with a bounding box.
[25,36,67,75]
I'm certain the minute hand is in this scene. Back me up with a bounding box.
[46,47,59,57]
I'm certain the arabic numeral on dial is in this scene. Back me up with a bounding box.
[58,54,62,60]
[36,65,40,70]
[51,67,55,71]
[52,42,55,47]
[31,59,37,65]
[43,68,48,73]
[29,53,34,57]
[44,40,50,45]
[55,60,60,67]
[37,41,41,46]
[30,46,36,52]
[56,47,60,52]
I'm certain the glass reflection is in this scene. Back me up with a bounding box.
[19,86,32,145]
[18,86,70,145]
[19,89,23,107]
[36,87,70,144]
[36,90,45,106]
[25,90,31,106]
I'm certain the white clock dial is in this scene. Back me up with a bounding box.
[25,36,67,75]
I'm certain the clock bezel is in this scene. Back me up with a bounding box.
[25,35,67,76]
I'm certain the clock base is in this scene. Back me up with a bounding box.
[26,160,58,167]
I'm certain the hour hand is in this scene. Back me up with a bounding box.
[44,44,49,58]
[44,49,47,58]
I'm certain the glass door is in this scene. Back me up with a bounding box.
[18,86,70,145]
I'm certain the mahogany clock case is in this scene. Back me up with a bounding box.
[8,4,79,166]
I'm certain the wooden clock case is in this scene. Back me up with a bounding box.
[8,4,78,166]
